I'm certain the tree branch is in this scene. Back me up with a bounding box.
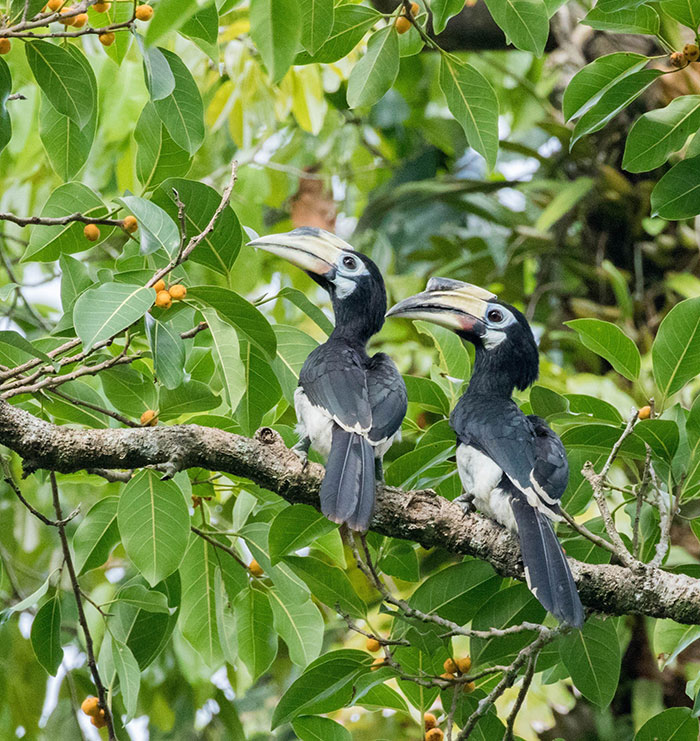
[2,403,700,624]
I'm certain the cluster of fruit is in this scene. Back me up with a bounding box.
[395,1,420,34]
[670,43,700,67]
[80,696,107,728]
[153,279,187,309]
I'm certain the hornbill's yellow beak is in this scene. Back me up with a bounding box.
[386,277,497,334]
[247,227,353,277]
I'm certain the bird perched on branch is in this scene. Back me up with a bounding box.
[387,277,583,628]
[249,227,407,532]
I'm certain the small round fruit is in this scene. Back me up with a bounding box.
[59,8,75,24]
[684,43,700,62]
[670,51,686,68]
[638,405,652,420]
[0,39,11,55]
[440,672,455,680]
[153,279,166,293]
[73,12,88,26]
[443,658,458,675]
[155,290,172,309]
[426,729,444,741]
[410,1,420,14]
[81,697,100,717]
[140,409,158,426]
[249,559,264,577]
[135,3,153,20]
[91,710,107,728]
[463,680,476,693]
[456,656,472,674]
[169,284,187,300]
[98,31,115,46]
[122,214,138,233]
[366,637,381,652]
[93,1,111,10]
[83,223,100,241]
[370,657,385,671]
[424,713,437,730]
[395,15,411,33]
[47,0,62,10]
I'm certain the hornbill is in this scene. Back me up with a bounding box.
[387,278,584,628]
[248,227,407,532]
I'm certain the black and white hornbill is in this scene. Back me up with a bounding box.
[248,227,407,532]
[387,278,584,628]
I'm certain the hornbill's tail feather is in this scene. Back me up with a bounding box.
[320,425,376,532]
[510,492,584,628]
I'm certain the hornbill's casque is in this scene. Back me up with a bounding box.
[387,278,584,628]
[249,227,407,532]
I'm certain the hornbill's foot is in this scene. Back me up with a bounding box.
[292,438,311,471]
[456,493,476,518]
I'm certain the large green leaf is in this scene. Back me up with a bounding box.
[59,253,90,313]
[347,26,399,108]
[635,419,679,462]
[623,95,700,173]
[139,42,175,101]
[560,617,620,707]
[31,597,63,676]
[439,56,499,170]
[293,716,351,741]
[153,178,242,275]
[25,41,94,128]
[583,4,659,33]
[145,315,186,390]
[269,504,337,565]
[234,586,278,679]
[73,282,154,351]
[236,339,282,434]
[404,375,449,415]
[117,471,190,587]
[563,52,649,121]
[158,380,220,419]
[483,0,549,55]
[111,638,141,720]
[117,196,180,257]
[566,318,641,380]
[636,708,698,741]
[652,297,700,398]
[561,423,646,459]
[663,0,700,29]
[115,584,172,614]
[651,156,700,220]
[201,309,246,410]
[250,0,302,83]
[414,319,470,381]
[39,96,92,184]
[269,589,325,668]
[152,48,205,155]
[0,58,10,155]
[271,324,319,402]
[432,0,465,32]
[300,0,334,54]
[72,496,120,575]
[24,182,109,262]
[143,0,200,45]
[100,365,157,419]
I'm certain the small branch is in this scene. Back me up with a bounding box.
[50,473,116,741]
[86,468,133,483]
[172,188,188,255]
[190,525,249,571]
[633,447,652,558]
[48,388,139,428]
[503,652,537,741]
[0,211,125,228]
[180,322,208,340]
[559,508,620,558]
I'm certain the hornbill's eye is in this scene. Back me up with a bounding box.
[342,255,357,270]
[487,308,504,323]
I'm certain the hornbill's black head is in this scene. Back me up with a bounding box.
[387,277,539,394]
[248,227,387,343]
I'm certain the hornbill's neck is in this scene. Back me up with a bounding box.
[327,281,387,347]
[465,337,539,399]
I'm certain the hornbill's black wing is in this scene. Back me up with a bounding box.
[366,352,407,444]
[527,414,569,503]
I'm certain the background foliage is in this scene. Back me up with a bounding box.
[3,0,700,738]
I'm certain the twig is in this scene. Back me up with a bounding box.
[180,322,208,340]
[559,508,620,558]
[50,473,116,741]
[633,448,652,559]
[503,653,537,741]
[48,388,139,427]
[0,211,125,228]
[172,189,188,254]
[190,525,249,571]
[86,468,133,483]
[446,682,460,741]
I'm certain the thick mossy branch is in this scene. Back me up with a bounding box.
[2,398,700,624]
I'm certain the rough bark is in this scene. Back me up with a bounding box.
[2,398,700,624]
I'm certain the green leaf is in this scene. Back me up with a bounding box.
[269,505,337,565]
[73,282,154,351]
[269,589,325,668]
[31,597,62,676]
[623,95,700,173]
[188,286,276,359]
[93,0,134,65]
[414,319,470,381]
[152,178,243,275]
[181,3,219,46]
[117,471,190,587]
[139,42,175,101]
[651,156,700,219]
[152,48,205,155]
[295,4,381,64]
[560,617,620,708]
[272,650,371,728]
[378,538,420,581]
[145,315,186,390]
[158,380,220,419]
[201,309,246,410]
[9,0,44,21]
[652,297,700,397]
[535,177,595,231]
[116,584,172,614]
[563,52,649,121]
[135,102,192,191]
[25,41,94,128]
[73,496,120,575]
[347,26,399,108]
[561,424,646,459]
[250,0,302,83]
[143,0,200,45]
[111,637,140,720]
[100,366,157,418]
[565,318,641,380]
[284,555,367,618]
[439,56,499,170]
[636,708,698,740]
[571,69,662,147]
[277,287,334,335]
[293,716,351,741]
[300,0,334,54]
[117,196,180,257]
[583,4,660,33]
[663,0,700,29]
[653,618,700,667]
[432,0,465,33]
[59,254,91,313]
[635,419,679,462]
[0,330,53,367]
[272,324,319,402]
[234,586,278,680]
[236,339,282,434]
[24,182,109,262]
[0,58,10,154]
[3,571,57,616]
[483,0,549,55]
[405,375,449,415]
